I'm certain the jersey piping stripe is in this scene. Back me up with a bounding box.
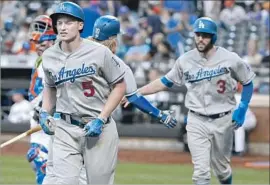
[108,72,125,85]
[241,73,256,85]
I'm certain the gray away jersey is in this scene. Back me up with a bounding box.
[166,47,255,115]
[42,39,126,117]
[111,55,138,96]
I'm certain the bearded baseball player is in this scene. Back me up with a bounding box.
[27,15,56,184]
[132,17,255,184]
[90,15,177,128]
[39,1,127,184]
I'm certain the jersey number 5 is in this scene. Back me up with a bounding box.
[82,81,95,97]
[217,80,226,94]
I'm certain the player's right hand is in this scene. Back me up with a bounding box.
[158,110,177,128]
[120,96,130,108]
[39,110,55,135]
[232,102,248,129]
[83,118,105,137]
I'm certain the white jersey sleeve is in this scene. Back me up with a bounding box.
[42,52,56,87]
[165,58,184,86]
[124,65,138,96]
[102,48,126,85]
[230,53,256,85]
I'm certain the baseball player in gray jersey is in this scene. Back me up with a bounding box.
[128,17,255,184]
[39,2,126,184]
[76,15,177,184]
[90,15,177,129]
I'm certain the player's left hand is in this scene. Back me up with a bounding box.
[39,110,55,135]
[232,102,248,129]
[158,110,177,128]
[83,118,105,137]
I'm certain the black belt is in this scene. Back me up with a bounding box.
[190,110,231,119]
[60,113,86,128]
[59,113,110,128]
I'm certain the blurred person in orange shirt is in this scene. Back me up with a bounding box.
[16,41,36,55]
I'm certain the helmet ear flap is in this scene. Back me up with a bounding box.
[211,34,217,44]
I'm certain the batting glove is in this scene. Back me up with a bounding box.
[39,110,55,135]
[232,102,248,129]
[83,118,105,137]
[158,110,177,128]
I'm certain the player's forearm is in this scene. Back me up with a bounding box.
[41,86,56,115]
[138,79,167,96]
[30,91,43,108]
[99,80,126,120]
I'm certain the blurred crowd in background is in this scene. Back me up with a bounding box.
[1,0,269,94]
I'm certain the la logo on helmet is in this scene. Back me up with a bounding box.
[60,3,67,11]
[199,21,205,29]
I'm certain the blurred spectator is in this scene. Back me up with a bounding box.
[87,0,121,16]
[261,1,270,25]
[118,5,139,31]
[151,40,175,74]
[124,33,150,63]
[259,37,270,57]
[26,1,45,16]
[261,55,270,68]
[203,1,222,21]
[148,32,165,58]
[242,37,263,67]
[1,1,25,25]
[16,41,36,55]
[162,0,196,13]
[178,10,198,34]
[219,0,246,26]
[115,27,138,59]
[163,10,184,57]
[11,21,31,54]
[247,2,263,22]
[146,4,163,39]
[3,18,14,32]
[257,81,270,95]
[7,89,33,124]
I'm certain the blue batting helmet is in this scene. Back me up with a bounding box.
[92,15,121,41]
[193,17,217,44]
[50,1,85,34]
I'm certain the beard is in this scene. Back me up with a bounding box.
[195,41,213,53]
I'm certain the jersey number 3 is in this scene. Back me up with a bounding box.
[82,81,95,97]
[217,80,226,94]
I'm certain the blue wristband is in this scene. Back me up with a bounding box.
[240,81,253,105]
[160,76,174,88]
[127,93,161,118]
